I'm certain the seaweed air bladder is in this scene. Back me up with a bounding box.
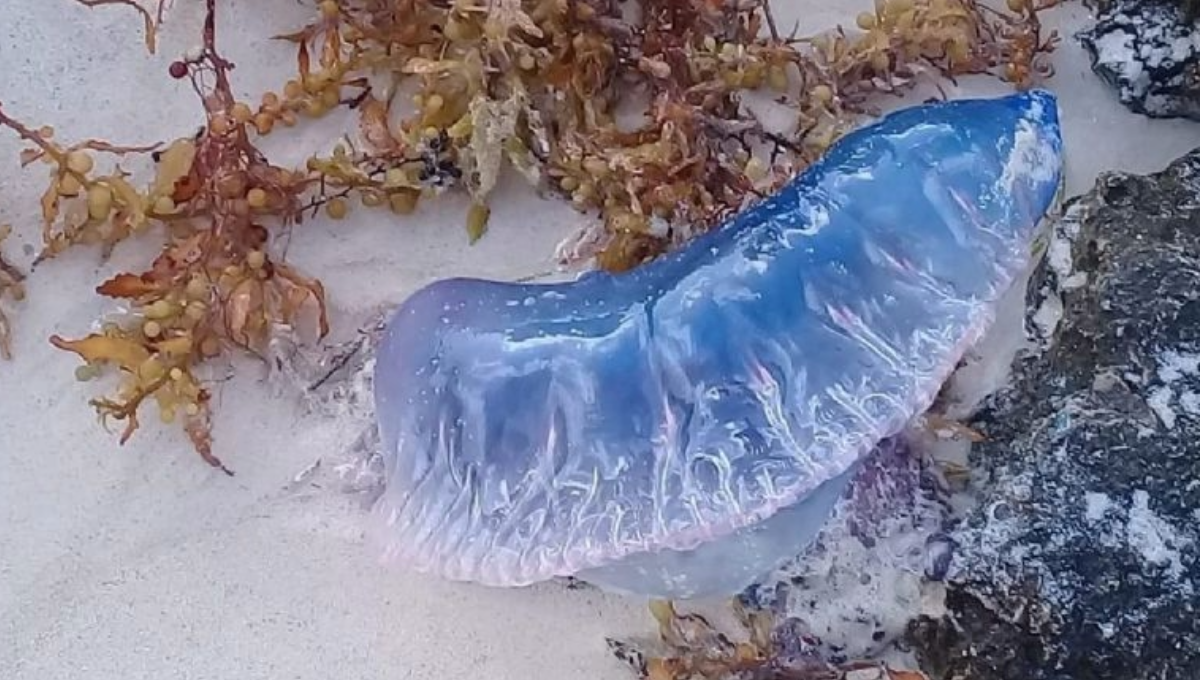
[369,91,1064,600]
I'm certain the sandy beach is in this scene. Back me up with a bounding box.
[1,1,1197,679]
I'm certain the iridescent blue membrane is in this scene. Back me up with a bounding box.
[370,90,1064,598]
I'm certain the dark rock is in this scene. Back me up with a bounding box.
[1078,0,1200,121]
[907,148,1200,679]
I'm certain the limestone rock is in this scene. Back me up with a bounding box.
[1078,0,1200,121]
[907,148,1200,679]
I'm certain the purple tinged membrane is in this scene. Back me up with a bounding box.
[369,90,1064,598]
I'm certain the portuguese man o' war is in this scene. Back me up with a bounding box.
[369,90,1064,599]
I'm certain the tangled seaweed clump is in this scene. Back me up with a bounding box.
[280,0,1064,268]
[0,0,1061,472]
[607,600,931,680]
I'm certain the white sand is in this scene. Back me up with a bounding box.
[1,2,1196,679]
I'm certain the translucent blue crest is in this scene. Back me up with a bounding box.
[370,90,1064,598]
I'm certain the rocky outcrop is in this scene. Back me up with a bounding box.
[1078,0,1200,121]
[907,149,1200,679]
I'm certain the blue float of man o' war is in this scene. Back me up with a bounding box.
[368,90,1064,599]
